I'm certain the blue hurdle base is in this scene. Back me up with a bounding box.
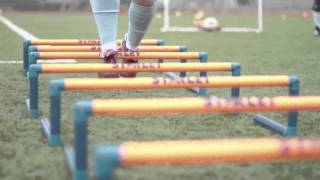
[26,98,39,118]
[41,118,62,145]
[164,72,204,95]
[253,114,287,136]
[65,146,88,180]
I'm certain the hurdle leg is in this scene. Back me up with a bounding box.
[65,146,76,177]
[179,46,188,77]
[253,114,287,135]
[157,39,165,46]
[28,52,40,73]
[198,52,208,96]
[65,102,93,180]
[287,112,298,136]
[95,145,120,180]
[179,59,187,77]
[286,76,300,136]
[23,40,31,76]
[231,63,241,97]
[41,80,65,145]
[27,66,40,118]
[158,59,164,77]
[157,40,165,64]
[254,76,300,136]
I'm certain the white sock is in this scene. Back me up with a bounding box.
[124,33,138,51]
[100,42,118,58]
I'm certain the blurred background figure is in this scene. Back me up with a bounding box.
[313,0,320,36]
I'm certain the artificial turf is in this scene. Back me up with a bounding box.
[0,11,320,180]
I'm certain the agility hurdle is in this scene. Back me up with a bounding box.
[23,39,164,75]
[94,138,320,180]
[65,96,320,180]
[41,75,297,146]
[27,62,237,118]
[26,45,188,76]
[26,52,207,75]
[42,75,298,145]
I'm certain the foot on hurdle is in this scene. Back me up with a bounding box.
[119,36,139,78]
[98,46,120,78]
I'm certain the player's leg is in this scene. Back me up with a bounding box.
[90,0,120,77]
[125,0,157,50]
[312,0,320,36]
[121,0,157,77]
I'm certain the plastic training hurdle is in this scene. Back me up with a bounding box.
[27,62,239,118]
[26,51,208,75]
[26,45,191,83]
[26,45,188,76]
[94,138,320,180]
[65,96,320,180]
[23,39,164,75]
[41,75,300,146]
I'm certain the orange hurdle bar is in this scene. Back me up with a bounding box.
[27,52,207,73]
[39,62,233,73]
[36,52,202,60]
[30,45,185,52]
[91,96,320,115]
[66,96,320,180]
[27,39,163,46]
[95,138,320,179]
[63,76,290,90]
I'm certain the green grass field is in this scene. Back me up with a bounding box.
[1,12,320,180]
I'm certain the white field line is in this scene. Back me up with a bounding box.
[0,60,22,64]
[0,13,77,63]
[0,60,77,64]
[0,14,38,40]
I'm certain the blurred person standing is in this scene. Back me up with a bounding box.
[313,0,320,36]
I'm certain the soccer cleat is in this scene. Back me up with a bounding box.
[98,49,119,78]
[120,39,139,78]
